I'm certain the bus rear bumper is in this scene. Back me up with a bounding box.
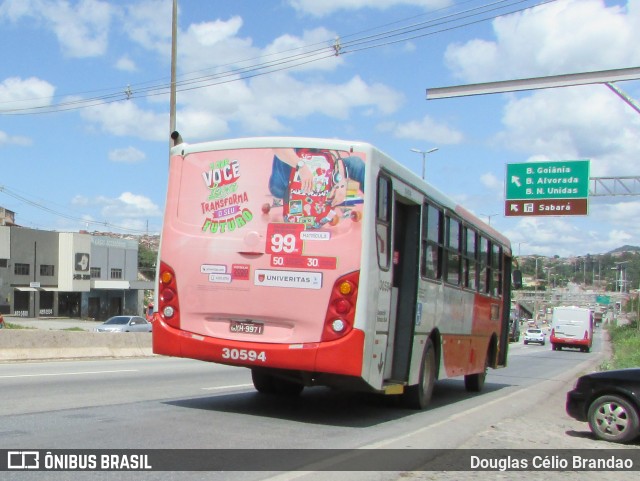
[550,336,590,346]
[152,317,365,377]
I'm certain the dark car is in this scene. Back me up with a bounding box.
[566,368,640,443]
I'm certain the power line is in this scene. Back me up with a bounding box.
[0,0,555,230]
[0,0,556,116]
[0,185,151,234]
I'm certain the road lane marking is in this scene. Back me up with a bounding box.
[0,369,138,379]
[201,383,253,391]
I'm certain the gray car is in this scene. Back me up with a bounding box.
[96,315,152,333]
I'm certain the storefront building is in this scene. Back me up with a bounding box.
[0,226,152,320]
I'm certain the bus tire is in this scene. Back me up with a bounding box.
[273,377,304,397]
[251,369,276,394]
[464,351,488,393]
[402,338,436,410]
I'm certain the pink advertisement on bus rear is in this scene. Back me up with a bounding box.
[172,146,366,290]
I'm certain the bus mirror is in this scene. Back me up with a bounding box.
[512,270,522,290]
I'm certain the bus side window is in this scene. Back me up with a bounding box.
[492,244,502,297]
[376,176,391,270]
[445,216,461,285]
[479,236,489,294]
[421,202,443,279]
[464,227,477,290]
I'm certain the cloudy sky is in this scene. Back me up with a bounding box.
[0,0,639,258]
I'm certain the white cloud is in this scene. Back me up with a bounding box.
[480,172,502,191]
[493,85,640,177]
[100,192,161,218]
[288,0,450,17]
[0,0,115,58]
[445,0,640,82]
[0,131,31,146]
[80,100,167,141]
[71,191,162,232]
[262,27,345,73]
[188,17,245,47]
[596,200,640,226]
[121,0,172,54]
[108,146,146,163]
[502,217,587,257]
[0,77,55,109]
[68,7,404,141]
[176,69,404,139]
[385,114,463,143]
[441,0,640,258]
[115,55,137,72]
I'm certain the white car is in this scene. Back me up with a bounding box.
[96,315,152,333]
[524,328,546,345]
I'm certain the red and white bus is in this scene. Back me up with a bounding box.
[153,135,514,408]
[550,306,593,352]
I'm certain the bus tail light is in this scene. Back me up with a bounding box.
[159,261,180,329]
[322,271,359,342]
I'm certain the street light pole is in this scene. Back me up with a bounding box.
[480,213,499,225]
[410,148,439,179]
[518,242,527,256]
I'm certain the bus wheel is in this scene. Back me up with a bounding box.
[273,378,304,397]
[251,369,276,394]
[464,352,488,392]
[402,339,436,410]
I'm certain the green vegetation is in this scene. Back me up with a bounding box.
[601,321,640,370]
[138,243,157,280]
[517,248,640,291]
[3,322,32,330]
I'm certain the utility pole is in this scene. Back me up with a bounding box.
[169,0,178,141]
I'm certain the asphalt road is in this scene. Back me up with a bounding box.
[2,325,634,481]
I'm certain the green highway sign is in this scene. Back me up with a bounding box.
[505,160,590,200]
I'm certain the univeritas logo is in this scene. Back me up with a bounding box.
[254,269,322,289]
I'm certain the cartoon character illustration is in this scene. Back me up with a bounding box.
[267,148,365,228]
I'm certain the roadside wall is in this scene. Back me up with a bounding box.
[0,331,153,361]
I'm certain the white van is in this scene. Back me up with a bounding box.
[550,306,593,352]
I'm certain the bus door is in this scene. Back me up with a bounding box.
[384,186,421,383]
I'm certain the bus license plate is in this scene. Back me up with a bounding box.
[230,320,264,335]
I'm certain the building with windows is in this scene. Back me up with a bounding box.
[0,225,153,320]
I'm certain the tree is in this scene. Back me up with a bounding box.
[138,243,157,280]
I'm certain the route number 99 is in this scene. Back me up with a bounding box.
[270,233,296,254]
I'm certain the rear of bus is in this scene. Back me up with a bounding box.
[153,137,369,390]
[550,306,593,352]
